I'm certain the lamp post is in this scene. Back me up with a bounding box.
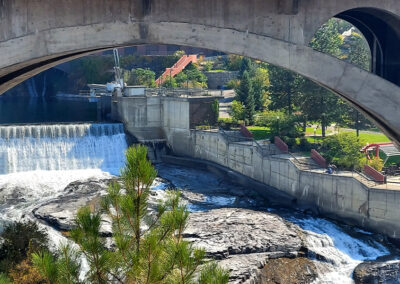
[277,116,280,136]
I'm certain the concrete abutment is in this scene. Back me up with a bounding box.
[164,125,400,241]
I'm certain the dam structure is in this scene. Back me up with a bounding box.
[109,92,400,242]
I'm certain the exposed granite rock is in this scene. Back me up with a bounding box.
[353,260,400,284]
[32,177,168,234]
[260,257,317,284]
[217,253,270,283]
[0,186,29,204]
[32,178,112,233]
[31,175,317,284]
[184,208,303,283]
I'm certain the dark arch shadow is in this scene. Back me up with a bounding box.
[335,8,400,86]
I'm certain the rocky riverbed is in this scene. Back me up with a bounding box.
[31,173,311,283]
[3,163,399,283]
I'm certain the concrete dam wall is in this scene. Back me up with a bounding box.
[170,130,400,241]
[113,95,400,240]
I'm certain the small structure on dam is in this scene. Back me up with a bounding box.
[111,88,221,143]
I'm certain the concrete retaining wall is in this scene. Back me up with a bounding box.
[204,71,239,89]
[174,130,400,240]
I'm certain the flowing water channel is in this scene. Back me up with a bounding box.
[0,123,397,283]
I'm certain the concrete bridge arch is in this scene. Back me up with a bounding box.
[1,0,400,145]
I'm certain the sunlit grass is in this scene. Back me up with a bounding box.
[340,130,390,143]
[247,126,271,140]
[248,125,391,144]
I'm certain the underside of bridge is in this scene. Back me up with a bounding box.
[336,8,400,86]
[1,0,400,146]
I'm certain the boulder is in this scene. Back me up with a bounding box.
[184,208,303,282]
[32,178,112,232]
[260,257,317,284]
[353,260,400,284]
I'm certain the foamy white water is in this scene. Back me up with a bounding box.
[0,123,128,279]
[0,123,127,234]
[0,123,127,175]
[288,216,389,283]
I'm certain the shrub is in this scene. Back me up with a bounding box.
[125,68,156,87]
[0,273,12,284]
[0,221,49,273]
[230,100,245,123]
[321,133,365,170]
[203,61,213,71]
[369,156,384,171]
[218,117,237,130]
[8,259,46,284]
[283,136,297,149]
[299,137,312,151]
[256,111,303,138]
[226,79,240,90]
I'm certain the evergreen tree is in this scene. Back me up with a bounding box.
[252,67,269,111]
[33,145,229,284]
[297,78,344,137]
[235,71,252,104]
[245,90,256,125]
[239,57,254,78]
[268,66,300,115]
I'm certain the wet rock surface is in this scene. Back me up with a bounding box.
[32,178,112,232]
[32,177,168,234]
[353,260,400,284]
[0,186,28,204]
[184,208,303,283]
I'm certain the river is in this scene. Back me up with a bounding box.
[0,123,397,283]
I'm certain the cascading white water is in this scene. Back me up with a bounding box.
[0,122,128,266]
[0,123,127,175]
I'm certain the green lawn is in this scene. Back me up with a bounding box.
[305,132,389,144]
[340,130,390,143]
[305,136,325,143]
[247,126,272,140]
[248,125,390,144]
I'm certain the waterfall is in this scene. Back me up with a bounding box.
[0,123,127,175]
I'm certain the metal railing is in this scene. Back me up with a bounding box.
[145,87,210,97]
